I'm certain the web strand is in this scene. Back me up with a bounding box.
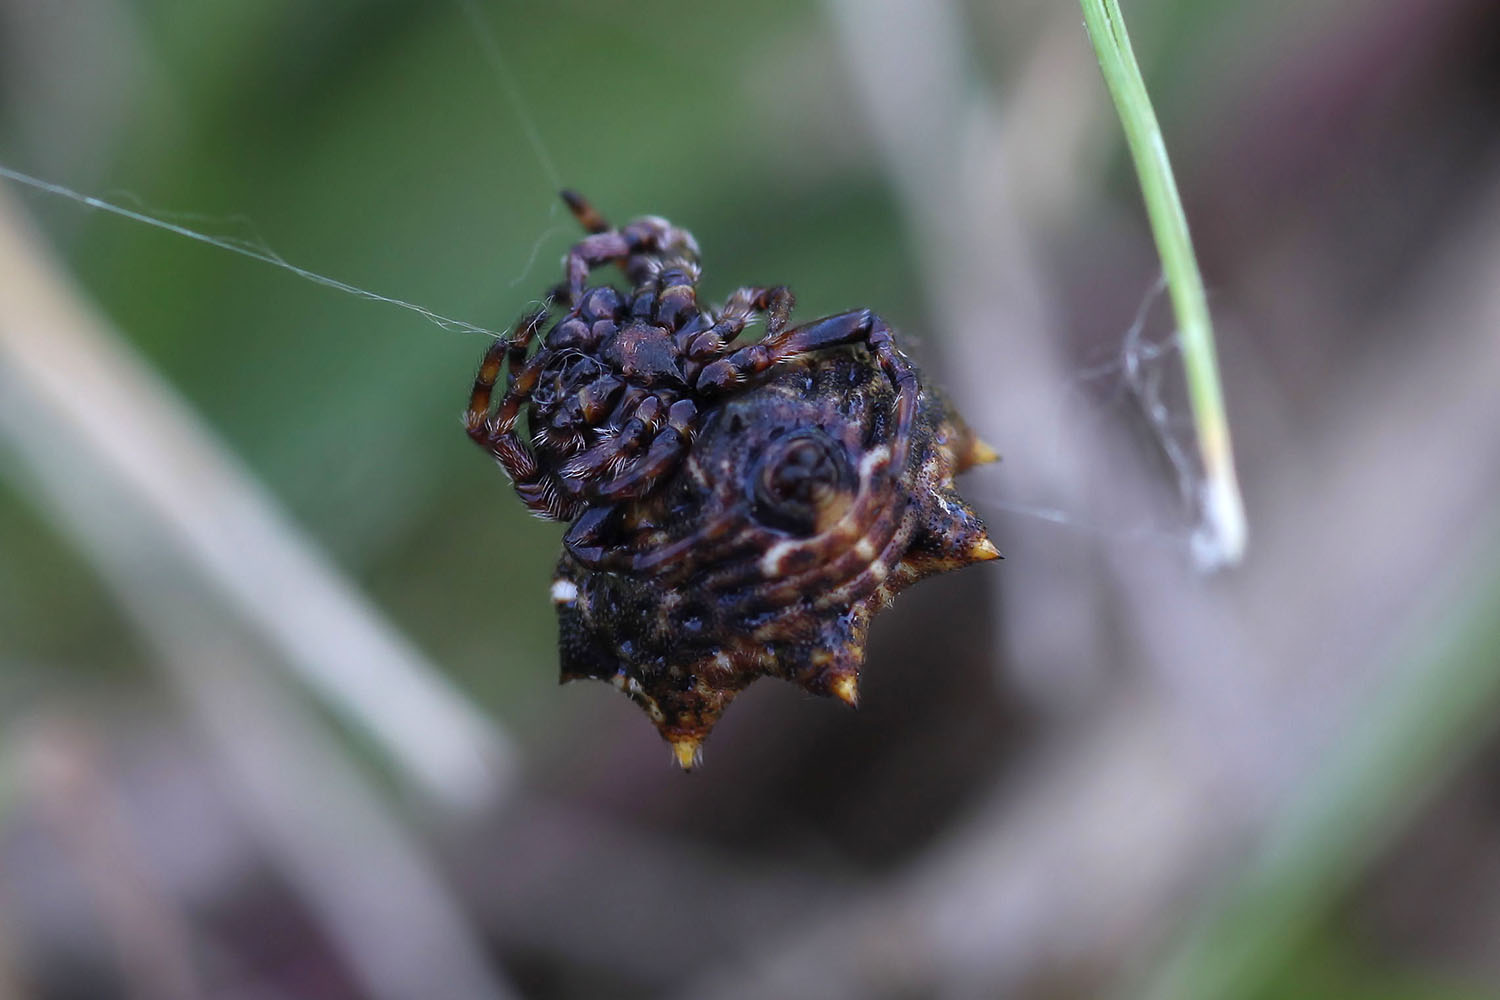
[970,275,1200,550]
[0,164,506,339]
[973,493,1189,549]
[2,160,1199,548]
[455,0,564,197]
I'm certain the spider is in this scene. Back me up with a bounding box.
[465,191,921,567]
[467,193,1000,767]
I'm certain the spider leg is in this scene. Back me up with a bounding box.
[565,231,634,299]
[559,403,696,568]
[617,506,746,579]
[562,190,650,296]
[696,308,900,393]
[564,222,702,303]
[620,216,699,259]
[559,190,701,298]
[655,259,703,330]
[594,399,698,501]
[557,395,666,487]
[559,400,703,565]
[476,424,578,520]
[466,305,579,520]
[556,433,640,490]
[562,504,620,566]
[507,283,569,380]
[684,286,794,359]
[561,190,611,233]
[465,303,549,444]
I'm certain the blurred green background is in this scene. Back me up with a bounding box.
[4,1,1500,998]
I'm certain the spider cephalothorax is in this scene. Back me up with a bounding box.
[467,193,999,767]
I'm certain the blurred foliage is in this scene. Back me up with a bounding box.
[1253,931,1495,1000]
[4,1,1500,997]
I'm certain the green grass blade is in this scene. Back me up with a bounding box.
[1079,0,1247,569]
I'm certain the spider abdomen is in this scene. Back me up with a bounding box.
[551,351,997,765]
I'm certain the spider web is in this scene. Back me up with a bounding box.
[1069,276,1201,542]
[962,275,1201,553]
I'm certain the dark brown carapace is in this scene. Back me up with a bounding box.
[467,192,998,768]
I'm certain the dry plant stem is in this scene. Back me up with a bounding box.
[0,187,514,811]
[0,495,516,1000]
[0,194,517,1000]
[1079,0,1247,569]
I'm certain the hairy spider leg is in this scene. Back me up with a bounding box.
[654,254,703,330]
[620,215,699,259]
[561,189,646,296]
[560,449,749,574]
[560,399,700,565]
[507,282,570,379]
[560,189,611,234]
[607,505,747,577]
[685,286,794,360]
[595,398,699,501]
[554,393,706,506]
[565,231,634,300]
[556,388,657,483]
[694,308,897,394]
[466,305,583,521]
[562,218,699,307]
[466,303,549,444]
[561,188,699,295]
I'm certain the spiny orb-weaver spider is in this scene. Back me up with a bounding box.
[467,192,999,767]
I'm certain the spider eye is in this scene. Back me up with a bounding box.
[750,430,854,536]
